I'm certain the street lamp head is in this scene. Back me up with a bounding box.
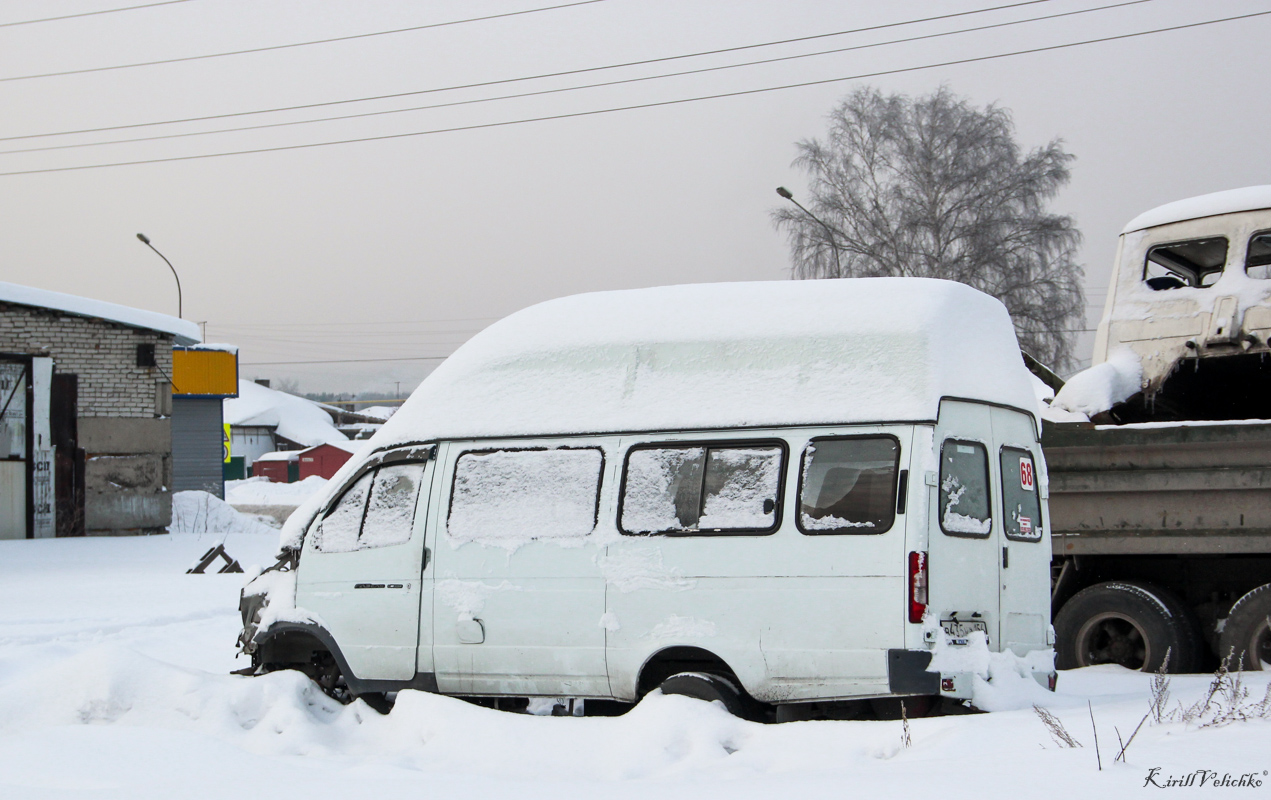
[776,186,793,200]
[136,233,150,244]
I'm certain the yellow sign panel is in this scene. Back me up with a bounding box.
[172,349,238,396]
[223,423,232,463]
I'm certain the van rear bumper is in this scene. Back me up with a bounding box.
[887,648,1058,699]
[886,649,940,695]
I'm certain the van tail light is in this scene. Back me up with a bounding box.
[908,551,928,623]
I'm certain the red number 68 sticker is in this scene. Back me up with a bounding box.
[1020,458,1035,491]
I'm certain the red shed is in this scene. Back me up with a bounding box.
[253,451,298,483]
[297,441,361,480]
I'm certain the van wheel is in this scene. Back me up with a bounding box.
[1218,584,1271,671]
[658,672,751,719]
[357,692,395,714]
[1054,582,1196,673]
[310,650,356,705]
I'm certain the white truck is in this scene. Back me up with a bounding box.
[237,278,1055,719]
[1046,186,1271,674]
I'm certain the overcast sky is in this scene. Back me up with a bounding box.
[1,0,1268,395]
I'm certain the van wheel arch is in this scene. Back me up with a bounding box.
[636,646,742,698]
[253,623,359,704]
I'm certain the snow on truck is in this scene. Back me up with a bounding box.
[1045,186,1271,674]
[237,279,1056,719]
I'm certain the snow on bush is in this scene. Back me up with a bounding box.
[168,491,279,535]
[447,448,603,546]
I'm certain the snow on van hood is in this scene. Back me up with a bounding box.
[279,278,1037,551]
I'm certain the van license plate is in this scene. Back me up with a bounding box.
[941,619,988,638]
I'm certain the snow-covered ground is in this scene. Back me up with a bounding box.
[225,475,330,508]
[1,534,1268,799]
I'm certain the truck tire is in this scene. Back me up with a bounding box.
[1218,584,1271,671]
[658,671,750,719]
[1054,582,1197,673]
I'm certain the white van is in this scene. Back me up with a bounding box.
[237,278,1055,719]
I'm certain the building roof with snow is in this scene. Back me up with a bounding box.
[224,380,350,448]
[370,278,1038,447]
[1121,185,1271,233]
[0,281,200,344]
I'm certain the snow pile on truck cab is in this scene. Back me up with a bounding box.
[1051,349,1143,418]
[1121,185,1271,233]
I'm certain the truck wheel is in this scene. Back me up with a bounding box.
[1218,584,1271,671]
[658,671,751,719]
[1054,582,1195,673]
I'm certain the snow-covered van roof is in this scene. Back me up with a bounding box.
[0,281,200,344]
[371,278,1037,447]
[1121,185,1271,234]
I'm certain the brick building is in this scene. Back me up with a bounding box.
[0,281,200,538]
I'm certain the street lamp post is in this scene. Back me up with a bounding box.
[776,186,843,274]
[136,233,182,318]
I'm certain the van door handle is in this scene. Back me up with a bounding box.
[1002,546,1009,569]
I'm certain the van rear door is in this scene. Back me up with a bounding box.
[990,406,1050,655]
[927,400,1000,648]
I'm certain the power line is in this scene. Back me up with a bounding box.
[0,0,1157,156]
[4,8,1266,177]
[0,0,608,83]
[241,355,452,366]
[210,315,500,327]
[0,0,1056,141]
[0,0,196,29]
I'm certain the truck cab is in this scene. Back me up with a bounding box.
[1091,186,1271,421]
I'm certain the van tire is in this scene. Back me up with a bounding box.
[658,672,750,719]
[1218,584,1271,671]
[1054,581,1196,673]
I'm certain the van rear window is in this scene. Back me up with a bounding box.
[939,440,992,537]
[798,436,899,534]
[1000,448,1043,542]
[620,443,784,535]
[447,448,603,544]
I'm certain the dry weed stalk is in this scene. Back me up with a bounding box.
[900,701,912,749]
[1033,705,1082,748]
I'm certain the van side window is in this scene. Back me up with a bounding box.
[1143,237,1227,289]
[315,471,373,552]
[1246,231,1271,279]
[797,436,899,534]
[939,440,991,537]
[360,463,426,548]
[620,443,783,535]
[1000,448,1043,542]
[314,463,427,552]
[447,448,603,544]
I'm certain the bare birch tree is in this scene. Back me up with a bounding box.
[773,86,1085,371]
